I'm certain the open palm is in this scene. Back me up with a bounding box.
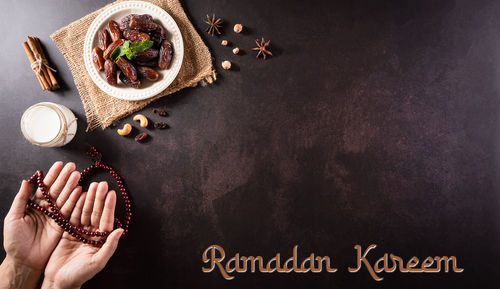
[3,162,82,271]
[43,182,123,289]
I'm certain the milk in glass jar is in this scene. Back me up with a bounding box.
[20,102,77,147]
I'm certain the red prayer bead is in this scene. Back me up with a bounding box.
[26,146,131,246]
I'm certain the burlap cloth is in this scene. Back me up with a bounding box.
[51,0,214,131]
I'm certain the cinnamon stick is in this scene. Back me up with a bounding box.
[27,37,52,90]
[22,41,49,90]
[30,37,59,89]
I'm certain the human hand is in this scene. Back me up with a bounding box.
[42,181,123,289]
[1,162,82,281]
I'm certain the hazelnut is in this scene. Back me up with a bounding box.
[232,47,240,55]
[222,60,231,70]
[233,24,243,33]
[221,40,228,46]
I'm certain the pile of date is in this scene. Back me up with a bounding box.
[92,14,173,88]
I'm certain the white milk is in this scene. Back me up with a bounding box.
[21,102,77,147]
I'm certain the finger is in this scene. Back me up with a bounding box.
[81,182,97,226]
[8,180,31,218]
[35,161,63,198]
[99,190,116,232]
[43,161,63,187]
[93,228,124,268]
[60,186,82,218]
[49,162,76,199]
[91,182,108,227]
[70,192,86,225]
[56,171,81,208]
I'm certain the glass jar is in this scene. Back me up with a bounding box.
[20,102,77,147]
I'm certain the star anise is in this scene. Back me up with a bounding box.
[252,37,272,60]
[204,14,223,36]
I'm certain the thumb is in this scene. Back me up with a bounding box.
[94,228,124,268]
[7,180,31,219]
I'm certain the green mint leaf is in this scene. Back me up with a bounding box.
[125,49,136,60]
[110,45,124,61]
[130,40,154,53]
[109,40,152,61]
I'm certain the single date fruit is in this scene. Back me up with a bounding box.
[116,56,138,81]
[92,47,105,71]
[119,72,141,88]
[129,15,159,32]
[134,132,148,142]
[158,40,173,69]
[136,60,159,67]
[98,29,112,50]
[108,20,122,41]
[103,39,125,60]
[119,14,153,31]
[151,26,166,46]
[104,59,117,85]
[123,30,150,42]
[134,48,159,62]
[137,66,159,81]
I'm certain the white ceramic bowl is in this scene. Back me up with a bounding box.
[83,1,184,101]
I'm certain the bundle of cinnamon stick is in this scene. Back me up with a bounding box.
[22,36,60,90]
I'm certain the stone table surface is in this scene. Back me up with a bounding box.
[0,0,499,288]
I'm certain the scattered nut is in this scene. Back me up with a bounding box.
[221,40,228,46]
[117,123,132,136]
[133,114,148,127]
[232,47,240,55]
[135,132,148,142]
[221,60,231,70]
[233,24,243,33]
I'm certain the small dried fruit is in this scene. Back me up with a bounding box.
[151,26,166,46]
[119,72,141,88]
[137,66,159,81]
[135,132,148,142]
[133,114,148,127]
[92,47,105,71]
[103,39,125,60]
[104,59,117,85]
[130,16,159,32]
[120,14,153,31]
[134,48,159,62]
[154,122,169,129]
[221,40,228,46]
[117,123,132,136]
[116,56,138,81]
[152,108,168,116]
[222,60,231,70]
[98,29,112,50]
[158,40,173,69]
[233,24,243,33]
[232,47,240,55]
[136,60,158,67]
[123,30,150,42]
[108,20,122,41]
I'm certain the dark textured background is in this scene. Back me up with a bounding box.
[0,0,499,288]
